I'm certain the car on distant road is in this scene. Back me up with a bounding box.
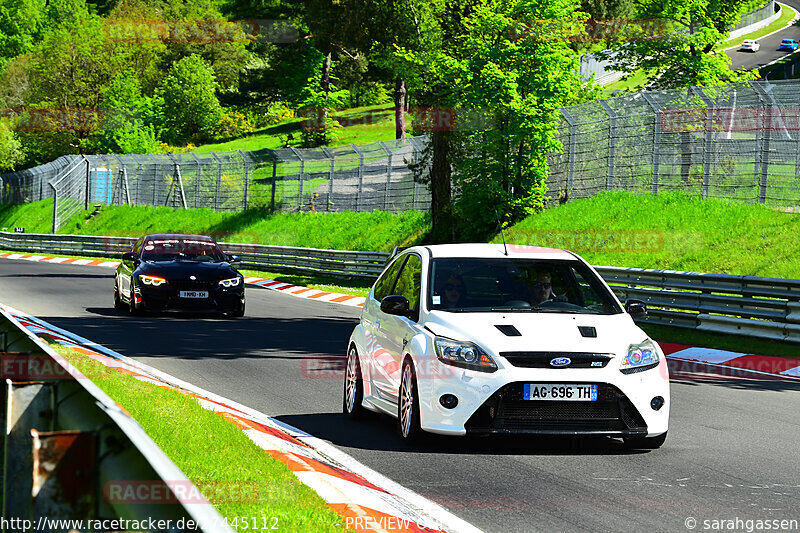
[343,244,670,449]
[739,39,760,52]
[115,234,245,317]
[778,39,799,52]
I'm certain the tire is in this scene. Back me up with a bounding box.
[343,346,366,418]
[229,301,245,318]
[398,359,423,444]
[624,431,667,450]
[128,287,142,316]
[113,283,125,311]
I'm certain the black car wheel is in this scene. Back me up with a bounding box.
[398,359,423,444]
[343,346,366,419]
[113,283,125,311]
[229,300,245,318]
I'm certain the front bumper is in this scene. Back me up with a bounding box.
[416,357,670,438]
[136,283,244,313]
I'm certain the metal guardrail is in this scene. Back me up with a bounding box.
[1,306,233,532]
[2,231,799,342]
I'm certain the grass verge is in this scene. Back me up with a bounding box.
[54,345,349,531]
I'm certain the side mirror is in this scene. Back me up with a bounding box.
[122,251,136,262]
[381,295,410,317]
[227,254,241,263]
[625,299,647,319]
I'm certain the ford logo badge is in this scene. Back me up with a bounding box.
[550,357,571,367]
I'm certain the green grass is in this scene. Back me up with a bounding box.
[192,104,405,154]
[498,190,800,278]
[0,201,430,252]
[604,69,651,92]
[240,269,371,297]
[55,346,349,531]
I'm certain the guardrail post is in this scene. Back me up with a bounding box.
[270,151,278,212]
[290,148,305,210]
[351,144,364,212]
[321,147,334,212]
[599,100,616,191]
[211,152,223,211]
[642,93,662,195]
[378,141,393,211]
[692,87,714,200]
[237,150,249,210]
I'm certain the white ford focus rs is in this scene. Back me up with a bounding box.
[343,244,669,448]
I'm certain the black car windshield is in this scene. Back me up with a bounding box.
[429,258,622,315]
[141,238,226,262]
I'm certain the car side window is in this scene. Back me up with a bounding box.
[393,254,422,316]
[373,257,405,302]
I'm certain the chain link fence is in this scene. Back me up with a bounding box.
[548,80,800,208]
[3,79,800,230]
[0,136,430,230]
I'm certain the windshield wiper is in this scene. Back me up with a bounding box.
[489,306,544,312]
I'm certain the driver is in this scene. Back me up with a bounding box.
[526,268,557,306]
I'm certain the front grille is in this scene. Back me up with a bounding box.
[169,280,218,291]
[500,351,613,369]
[465,383,647,434]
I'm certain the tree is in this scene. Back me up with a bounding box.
[398,0,590,238]
[0,120,24,171]
[157,54,224,144]
[96,71,163,154]
[597,0,758,88]
[0,0,48,66]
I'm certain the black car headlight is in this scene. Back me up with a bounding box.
[139,274,167,286]
[434,336,497,373]
[219,277,242,288]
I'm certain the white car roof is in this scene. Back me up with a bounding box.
[406,243,579,261]
[743,39,756,43]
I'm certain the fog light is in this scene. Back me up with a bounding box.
[439,394,458,409]
[651,396,664,411]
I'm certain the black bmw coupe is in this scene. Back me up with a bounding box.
[114,234,245,317]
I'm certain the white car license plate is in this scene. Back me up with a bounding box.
[179,291,208,299]
[524,384,598,401]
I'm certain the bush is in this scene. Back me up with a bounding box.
[212,110,255,139]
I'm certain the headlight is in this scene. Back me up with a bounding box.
[139,275,167,286]
[219,277,241,288]
[621,340,660,374]
[434,336,497,373]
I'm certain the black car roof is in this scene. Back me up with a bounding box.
[143,233,216,242]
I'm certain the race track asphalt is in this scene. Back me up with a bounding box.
[2,258,799,532]
[727,1,800,71]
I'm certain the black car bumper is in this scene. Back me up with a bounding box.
[137,284,244,313]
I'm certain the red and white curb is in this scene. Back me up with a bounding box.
[662,343,800,381]
[1,303,478,533]
[0,252,366,308]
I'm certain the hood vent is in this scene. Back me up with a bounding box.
[578,326,597,338]
[495,325,522,337]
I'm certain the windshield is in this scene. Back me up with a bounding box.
[141,238,226,262]
[429,258,622,315]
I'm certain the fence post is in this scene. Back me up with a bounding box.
[378,141,393,211]
[131,154,142,205]
[113,155,131,205]
[351,144,364,212]
[82,155,90,210]
[167,154,187,209]
[642,92,662,195]
[751,81,772,204]
[598,100,616,191]
[408,136,425,210]
[50,183,58,233]
[189,152,201,209]
[692,87,714,201]
[290,147,305,210]
[237,150,249,211]
[270,151,278,213]
[211,152,223,211]
[321,146,334,212]
[149,154,160,205]
[558,108,578,196]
